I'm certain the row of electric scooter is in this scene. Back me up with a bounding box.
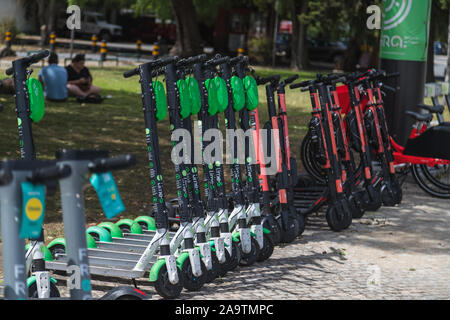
[0,50,403,300]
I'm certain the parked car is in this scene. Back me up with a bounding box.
[275,33,348,67]
[57,11,122,41]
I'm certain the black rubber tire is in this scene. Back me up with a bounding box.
[362,184,382,211]
[278,216,299,243]
[263,215,282,245]
[326,199,352,231]
[292,206,305,236]
[153,264,184,299]
[256,233,274,262]
[419,163,450,190]
[205,250,221,283]
[300,130,327,184]
[222,241,240,272]
[238,236,261,267]
[348,190,365,219]
[412,164,450,198]
[180,257,208,291]
[28,280,60,298]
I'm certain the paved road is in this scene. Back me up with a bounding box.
[49,179,450,300]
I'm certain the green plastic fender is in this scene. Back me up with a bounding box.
[175,251,190,270]
[47,234,97,252]
[86,226,112,243]
[25,242,53,261]
[153,80,167,122]
[134,216,156,231]
[97,221,124,238]
[263,227,271,234]
[186,77,202,115]
[27,275,57,288]
[213,76,228,113]
[243,75,259,111]
[231,230,257,242]
[177,79,192,119]
[115,218,143,234]
[230,76,245,111]
[206,78,218,116]
[27,78,45,123]
[149,258,182,282]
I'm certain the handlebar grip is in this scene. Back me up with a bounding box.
[123,67,139,78]
[89,154,137,173]
[384,72,400,79]
[26,50,50,65]
[152,56,179,67]
[257,75,280,85]
[205,56,230,67]
[29,163,72,184]
[381,84,396,93]
[5,67,13,76]
[283,74,299,85]
[300,86,310,92]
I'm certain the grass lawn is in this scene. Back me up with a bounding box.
[0,65,318,238]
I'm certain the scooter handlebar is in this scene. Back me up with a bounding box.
[6,50,50,76]
[29,163,72,184]
[89,154,137,173]
[204,55,230,67]
[123,68,139,78]
[256,75,280,86]
[282,74,299,85]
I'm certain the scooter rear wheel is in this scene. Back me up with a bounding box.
[154,264,184,299]
[263,215,282,245]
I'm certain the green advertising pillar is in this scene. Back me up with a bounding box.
[380,0,432,145]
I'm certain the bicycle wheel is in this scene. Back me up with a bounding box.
[411,164,450,198]
[419,164,450,190]
[300,130,327,184]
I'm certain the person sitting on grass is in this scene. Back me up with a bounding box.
[38,52,68,102]
[65,54,101,99]
[0,77,14,94]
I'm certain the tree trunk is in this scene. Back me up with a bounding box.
[169,0,203,57]
[446,9,450,82]
[426,5,435,83]
[290,0,309,70]
[38,0,47,47]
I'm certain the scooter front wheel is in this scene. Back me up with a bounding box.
[256,232,274,262]
[154,264,184,299]
[277,216,299,243]
[28,280,60,298]
[180,258,208,291]
[326,199,352,231]
[238,237,261,267]
[206,250,221,282]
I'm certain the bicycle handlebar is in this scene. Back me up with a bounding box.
[88,154,137,173]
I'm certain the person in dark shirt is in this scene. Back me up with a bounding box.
[65,54,100,98]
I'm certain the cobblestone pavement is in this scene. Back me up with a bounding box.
[8,180,450,300]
